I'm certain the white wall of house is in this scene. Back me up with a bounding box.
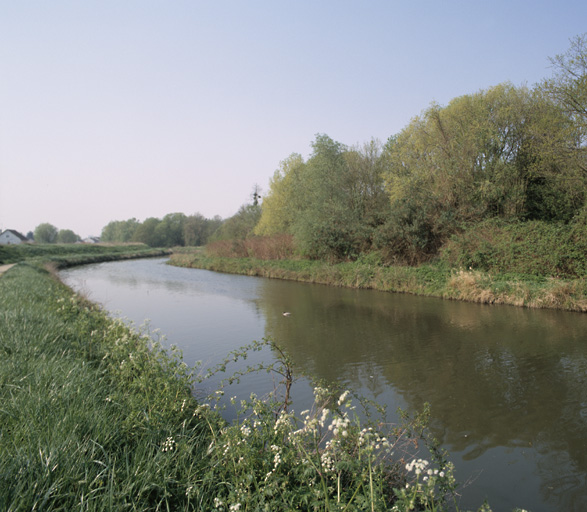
[0,230,25,245]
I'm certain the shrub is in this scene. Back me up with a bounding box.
[197,339,461,512]
[206,235,297,260]
[439,219,587,278]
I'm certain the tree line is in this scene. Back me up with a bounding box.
[31,223,81,244]
[215,34,587,264]
[100,213,224,247]
[42,35,587,264]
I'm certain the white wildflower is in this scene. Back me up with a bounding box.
[337,390,350,406]
[162,436,176,452]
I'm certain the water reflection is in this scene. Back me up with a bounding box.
[256,278,587,511]
[62,259,587,512]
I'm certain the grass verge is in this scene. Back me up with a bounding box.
[169,252,587,313]
[0,243,171,269]
[0,263,215,510]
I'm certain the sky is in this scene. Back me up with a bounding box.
[1,1,586,238]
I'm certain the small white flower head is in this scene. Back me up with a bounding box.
[337,390,350,407]
[314,386,329,405]
[162,436,176,452]
[406,458,429,474]
[319,408,330,427]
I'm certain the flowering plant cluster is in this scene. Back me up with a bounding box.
[197,379,460,511]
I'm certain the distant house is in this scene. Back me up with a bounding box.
[0,229,28,245]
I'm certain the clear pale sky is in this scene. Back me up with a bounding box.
[1,1,585,238]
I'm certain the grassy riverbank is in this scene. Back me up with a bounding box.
[0,246,523,510]
[169,251,587,313]
[0,242,170,268]
[0,262,215,510]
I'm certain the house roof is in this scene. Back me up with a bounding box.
[1,229,28,241]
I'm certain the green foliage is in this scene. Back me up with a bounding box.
[255,153,308,236]
[102,214,222,247]
[183,213,222,246]
[157,38,583,269]
[0,243,168,271]
[373,194,455,265]
[252,80,584,266]
[55,228,80,244]
[34,222,58,243]
[382,83,583,225]
[211,203,261,241]
[155,212,187,247]
[255,136,390,262]
[100,218,140,243]
[198,338,461,512]
[132,217,164,247]
[0,264,213,510]
[439,218,587,278]
[542,33,587,143]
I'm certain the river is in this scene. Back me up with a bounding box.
[61,257,587,512]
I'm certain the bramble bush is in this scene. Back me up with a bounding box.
[439,218,587,278]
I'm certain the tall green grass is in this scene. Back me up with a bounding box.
[0,264,215,510]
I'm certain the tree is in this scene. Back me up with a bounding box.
[377,83,585,262]
[382,83,582,224]
[288,135,352,259]
[132,218,163,247]
[343,139,390,229]
[101,219,139,243]
[183,213,222,247]
[34,223,58,243]
[254,153,308,236]
[542,33,587,143]
[293,134,395,260]
[540,32,587,214]
[56,229,80,244]
[155,213,186,247]
[255,136,390,261]
[212,204,261,241]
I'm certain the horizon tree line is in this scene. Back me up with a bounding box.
[30,35,587,263]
